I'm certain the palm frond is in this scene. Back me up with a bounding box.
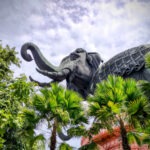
[88,102,100,116]
[142,136,150,146]
[108,101,121,114]
[127,131,141,145]
[32,94,48,113]
[67,125,87,137]
[124,78,142,102]
[20,107,39,124]
[139,80,150,98]
[128,98,150,128]
[58,142,73,150]
[56,108,70,125]
[72,112,88,125]
[30,134,45,150]
[145,52,150,68]
[79,141,98,150]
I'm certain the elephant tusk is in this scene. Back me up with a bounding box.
[36,68,70,81]
[29,76,56,87]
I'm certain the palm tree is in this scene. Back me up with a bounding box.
[88,75,150,150]
[23,83,87,150]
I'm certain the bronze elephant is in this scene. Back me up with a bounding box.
[21,42,103,98]
[21,43,150,99]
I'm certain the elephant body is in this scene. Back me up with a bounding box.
[21,43,150,98]
[99,45,150,80]
[91,45,150,92]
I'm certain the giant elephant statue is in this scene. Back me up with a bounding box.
[21,43,150,141]
[21,43,150,98]
[21,42,103,98]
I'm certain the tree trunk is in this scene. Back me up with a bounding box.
[119,118,131,150]
[50,120,57,150]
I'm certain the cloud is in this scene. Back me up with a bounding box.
[1,0,150,148]
[1,0,150,101]
[1,0,150,57]
[0,0,150,103]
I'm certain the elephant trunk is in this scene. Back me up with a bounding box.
[21,42,59,72]
[58,132,72,141]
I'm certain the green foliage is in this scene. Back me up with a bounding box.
[28,134,45,150]
[134,51,150,147]
[31,83,86,125]
[79,141,98,150]
[88,75,150,148]
[139,126,150,147]
[88,75,150,128]
[127,131,142,145]
[139,52,150,98]
[0,42,87,149]
[22,83,88,149]
[58,142,73,150]
[139,81,150,98]
[0,42,45,149]
[145,52,150,68]
[0,75,40,150]
[0,42,20,80]
[67,125,87,137]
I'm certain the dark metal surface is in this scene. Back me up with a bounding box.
[21,43,150,98]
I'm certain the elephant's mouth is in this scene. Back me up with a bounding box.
[70,53,79,60]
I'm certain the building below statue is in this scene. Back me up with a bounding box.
[81,126,148,150]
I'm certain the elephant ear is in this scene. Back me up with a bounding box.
[87,52,103,71]
[59,55,73,71]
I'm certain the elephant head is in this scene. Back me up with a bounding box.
[64,48,103,98]
[21,42,103,98]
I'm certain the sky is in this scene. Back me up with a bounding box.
[0,0,150,149]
